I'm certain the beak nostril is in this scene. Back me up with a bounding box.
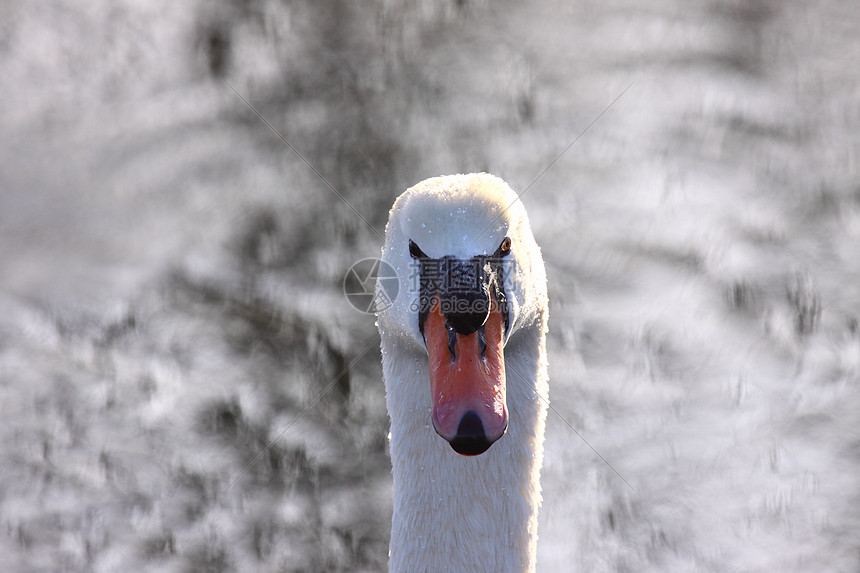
[446,321,457,361]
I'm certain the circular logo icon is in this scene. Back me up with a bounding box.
[343,258,399,313]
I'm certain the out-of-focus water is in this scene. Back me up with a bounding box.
[1,1,858,571]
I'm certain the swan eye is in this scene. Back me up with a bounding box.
[498,236,512,256]
[409,239,427,259]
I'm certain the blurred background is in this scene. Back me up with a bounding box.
[1,0,859,571]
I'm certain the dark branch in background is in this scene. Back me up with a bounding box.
[223,79,384,242]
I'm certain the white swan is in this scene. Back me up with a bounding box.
[376,173,549,572]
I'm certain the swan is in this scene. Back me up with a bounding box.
[376,173,549,572]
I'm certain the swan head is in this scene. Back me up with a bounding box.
[378,173,545,456]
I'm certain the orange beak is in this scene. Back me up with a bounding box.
[425,294,507,455]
